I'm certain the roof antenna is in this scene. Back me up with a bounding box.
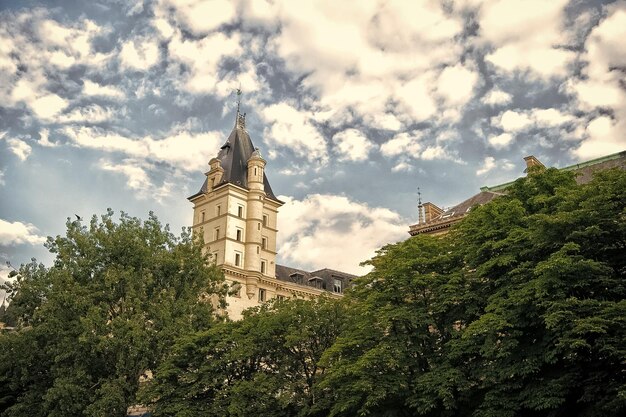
[417,187,424,225]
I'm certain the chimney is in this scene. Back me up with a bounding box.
[523,155,546,173]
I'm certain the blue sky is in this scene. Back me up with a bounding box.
[1,0,625,286]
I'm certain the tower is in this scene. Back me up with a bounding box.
[188,106,283,320]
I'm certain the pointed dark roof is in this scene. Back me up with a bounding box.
[189,112,278,201]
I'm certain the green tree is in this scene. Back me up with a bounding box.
[143,297,346,417]
[321,167,626,417]
[0,210,227,417]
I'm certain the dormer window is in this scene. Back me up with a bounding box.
[290,272,304,285]
[308,276,324,290]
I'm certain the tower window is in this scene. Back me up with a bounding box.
[254,167,257,176]
[214,228,220,240]
[216,205,221,216]
[237,205,244,218]
[236,228,242,241]
[258,288,266,302]
[261,260,266,274]
[200,211,205,223]
[261,237,267,250]
[333,278,343,293]
[262,214,268,227]
[235,252,242,267]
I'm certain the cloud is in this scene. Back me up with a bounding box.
[62,126,223,171]
[119,37,160,70]
[0,219,46,245]
[494,108,575,133]
[0,169,5,186]
[566,3,626,158]
[277,194,408,275]
[476,155,515,176]
[436,63,479,106]
[83,80,125,99]
[477,0,574,78]
[260,102,328,164]
[57,104,117,123]
[6,138,32,161]
[331,129,374,162]
[98,158,176,203]
[482,88,512,105]
[380,131,422,157]
[488,132,513,149]
[574,116,626,159]
[159,0,236,35]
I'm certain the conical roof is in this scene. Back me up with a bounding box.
[189,112,278,201]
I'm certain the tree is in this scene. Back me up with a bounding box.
[142,297,346,417]
[320,167,626,417]
[0,210,227,417]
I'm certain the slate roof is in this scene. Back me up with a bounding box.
[189,113,278,201]
[432,190,503,222]
[275,264,357,292]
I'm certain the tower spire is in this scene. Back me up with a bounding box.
[417,187,424,225]
[235,86,246,129]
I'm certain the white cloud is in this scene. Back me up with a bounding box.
[380,131,422,157]
[391,160,413,172]
[62,126,223,172]
[498,110,533,131]
[6,138,32,161]
[277,194,408,275]
[0,169,5,186]
[57,105,117,124]
[83,80,124,99]
[0,219,46,245]
[436,63,479,106]
[30,94,69,120]
[476,156,496,175]
[476,155,515,176]
[482,89,512,105]
[159,0,236,35]
[488,132,513,149]
[260,102,328,164]
[421,145,448,161]
[477,0,575,78]
[494,108,574,133]
[331,129,374,162]
[119,38,160,70]
[574,116,626,159]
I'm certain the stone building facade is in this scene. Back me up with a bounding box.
[189,110,355,320]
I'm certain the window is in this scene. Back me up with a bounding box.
[258,223,260,230]
[238,205,244,218]
[290,273,304,285]
[261,260,266,274]
[211,251,218,263]
[309,277,324,289]
[216,205,221,216]
[200,211,205,223]
[262,214,268,227]
[333,278,343,293]
[236,228,242,241]
[261,237,267,250]
[258,288,266,302]
[211,178,215,188]
[235,252,241,267]
[214,228,220,240]
[254,167,257,176]
[276,295,286,301]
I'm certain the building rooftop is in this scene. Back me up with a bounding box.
[188,112,278,201]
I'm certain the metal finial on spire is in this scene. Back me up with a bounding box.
[235,86,242,114]
[417,187,424,225]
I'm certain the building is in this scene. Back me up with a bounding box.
[188,109,355,320]
[409,151,626,236]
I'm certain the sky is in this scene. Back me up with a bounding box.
[1,0,625,289]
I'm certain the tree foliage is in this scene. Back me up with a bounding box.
[0,210,227,417]
[3,168,625,417]
[142,297,345,417]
